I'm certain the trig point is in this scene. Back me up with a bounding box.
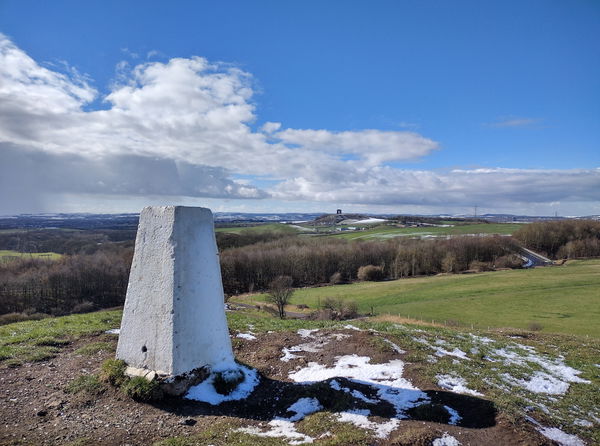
[116,206,234,392]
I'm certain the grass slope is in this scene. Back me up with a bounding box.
[0,310,122,366]
[215,223,301,234]
[331,223,523,240]
[236,259,600,337]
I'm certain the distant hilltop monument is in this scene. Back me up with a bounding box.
[116,206,235,393]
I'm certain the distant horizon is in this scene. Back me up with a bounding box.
[2,209,597,219]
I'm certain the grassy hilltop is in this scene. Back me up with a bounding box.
[0,307,598,445]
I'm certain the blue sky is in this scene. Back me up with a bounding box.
[0,0,598,215]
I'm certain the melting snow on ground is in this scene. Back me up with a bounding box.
[444,405,462,425]
[237,398,322,444]
[490,345,590,395]
[526,416,585,446]
[432,433,462,446]
[236,333,257,340]
[280,329,349,362]
[353,217,387,224]
[297,328,320,338]
[435,347,470,360]
[185,364,260,405]
[436,374,483,396]
[330,379,379,404]
[343,324,362,331]
[289,354,428,420]
[238,420,315,445]
[383,338,406,354]
[336,409,400,438]
[104,328,120,335]
[413,337,470,360]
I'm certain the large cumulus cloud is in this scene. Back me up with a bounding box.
[0,33,598,214]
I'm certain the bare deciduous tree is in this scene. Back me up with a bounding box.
[267,275,294,319]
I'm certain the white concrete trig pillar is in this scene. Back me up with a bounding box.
[116,206,234,381]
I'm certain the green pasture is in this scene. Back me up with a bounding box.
[0,249,63,261]
[234,259,600,337]
[215,223,301,234]
[330,222,523,240]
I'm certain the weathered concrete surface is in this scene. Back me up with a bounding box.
[116,206,234,377]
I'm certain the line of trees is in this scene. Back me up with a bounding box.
[513,220,600,259]
[0,247,132,317]
[220,235,520,295]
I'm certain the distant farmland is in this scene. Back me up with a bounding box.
[330,222,523,240]
[0,250,62,261]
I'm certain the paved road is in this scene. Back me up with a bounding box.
[519,247,553,268]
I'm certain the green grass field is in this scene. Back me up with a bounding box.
[330,222,523,240]
[215,223,302,234]
[234,259,600,337]
[0,249,63,261]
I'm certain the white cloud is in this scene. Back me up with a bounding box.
[274,128,438,166]
[261,121,282,133]
[271,166,600,208]
[0,34,598,215]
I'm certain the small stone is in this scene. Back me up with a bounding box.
[179,418,197,426]
[36,410,47,417]
[47,399,64,409]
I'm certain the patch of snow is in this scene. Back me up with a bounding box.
[413,336,469,360]
[236,397,322,444]
[297,328,319,338]
[281,331,334,362]
[285,397,323,421]
[237,420,315,445]
[104,328,120,335]
[517,371,570,395]
[329,379,379,404]
[444,405,461,425]
[434,347,470,360]
[383,338,406,354]
[331,333,351,340]
[436,374,483,396]
[469,334,495,344]
[574,419,593,427]
[526,416,586,446]
[185,364,260,405]
[343,324,361,331]
[492,345,590,395]
[353,218,387,224]
[433,433,462,446]
[281,346,302,362]
[537,426,585,446]
[289,354,428,417]
[336,410,400,438]
[236,333,256,340]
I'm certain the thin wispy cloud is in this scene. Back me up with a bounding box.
[486,117,541,128]
[397,121,419,129]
